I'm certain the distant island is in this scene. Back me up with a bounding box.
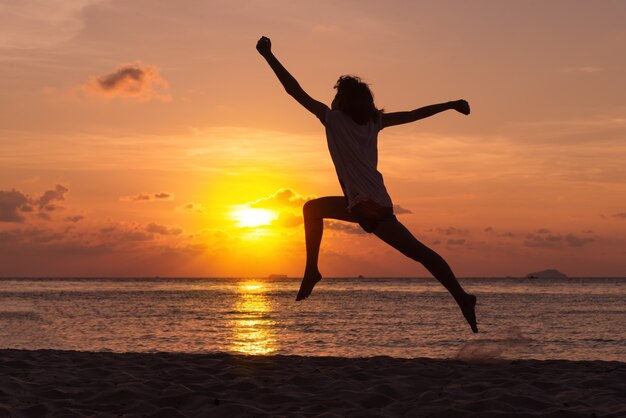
[526,269,568,279]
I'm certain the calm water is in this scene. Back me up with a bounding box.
[0,277,624,361]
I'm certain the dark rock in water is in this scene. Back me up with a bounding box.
[526,269,568,279]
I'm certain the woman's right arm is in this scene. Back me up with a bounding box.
[256,36,328,123]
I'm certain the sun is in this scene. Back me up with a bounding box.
[231,206,278,228]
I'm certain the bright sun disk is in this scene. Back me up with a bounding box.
[231,207,278,228]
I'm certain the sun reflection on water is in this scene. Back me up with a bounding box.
[230,280,278,355]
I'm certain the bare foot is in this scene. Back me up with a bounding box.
[460,294,478,333]
[296,271,322,301]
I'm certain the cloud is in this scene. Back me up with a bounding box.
[83,62,171,102]
[119,230,154,242]
[497,232,516,238]
[146,223,182,236]
[272,212,303,228]
[129,194,151,202]
[612,212,626,219]
[325,220,366,235]
[0,227,68,245]
[120,192,174,202]
[0,216,211,276]
[393,204,412,214]
[37,184,68,211]
[0,185,68,222]
[66,215,85,223]
[435,227,469,236]
[524,232,594,249]
[94,222,188,244]
[447,239,466,246]
[251,189,314,210]
[565,234,594,247]
[0,190,30,222]
[482,227,516,239]
[244,188,314,229]
[177,202,205,213]
[525,233,562,248]
[0,225,116,258]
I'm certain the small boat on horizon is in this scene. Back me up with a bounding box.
[268,274,288,279]
[525,269,568,279]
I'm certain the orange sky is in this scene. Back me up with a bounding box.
[1,1,625,277]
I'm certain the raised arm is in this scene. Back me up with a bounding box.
[256,36,328,123]
[381,100,470,129]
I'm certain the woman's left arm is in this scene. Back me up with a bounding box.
[381,100,470,129]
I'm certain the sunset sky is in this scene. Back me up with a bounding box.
[1,0,625,277]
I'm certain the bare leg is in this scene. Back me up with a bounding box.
[374,220,478,333]
[298,196,357,301]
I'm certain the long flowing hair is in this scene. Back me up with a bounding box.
[332,75,381,125]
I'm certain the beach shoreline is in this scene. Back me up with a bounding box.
[1,349,624,417]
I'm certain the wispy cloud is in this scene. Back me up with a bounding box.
[83,62,171,102]
[120,192,174,203]
[481,226,515,238]
[564,234,595,247]
[0,0,103,49]
[524,232,594,249]
[0,218,202,273]
[146,222,182,236]
[325,220,366,235]
[562,66,602,74]
[434,227,469,236]
[447,239,466,246]
[177,202,205,213]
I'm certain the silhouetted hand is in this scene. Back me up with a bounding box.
[256,36,272,57]
[451,100,470,115]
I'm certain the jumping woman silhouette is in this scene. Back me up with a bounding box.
[256,36,478,333]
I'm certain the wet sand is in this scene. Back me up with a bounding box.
[1,349,624,417]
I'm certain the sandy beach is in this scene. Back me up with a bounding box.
[0,349,624,417]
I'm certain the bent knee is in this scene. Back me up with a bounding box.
[302,199,319,218]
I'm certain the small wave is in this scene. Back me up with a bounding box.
[455,326,534,362]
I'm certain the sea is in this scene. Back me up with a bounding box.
[1,277,624,361]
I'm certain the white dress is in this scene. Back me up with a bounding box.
[324,109,393,210]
